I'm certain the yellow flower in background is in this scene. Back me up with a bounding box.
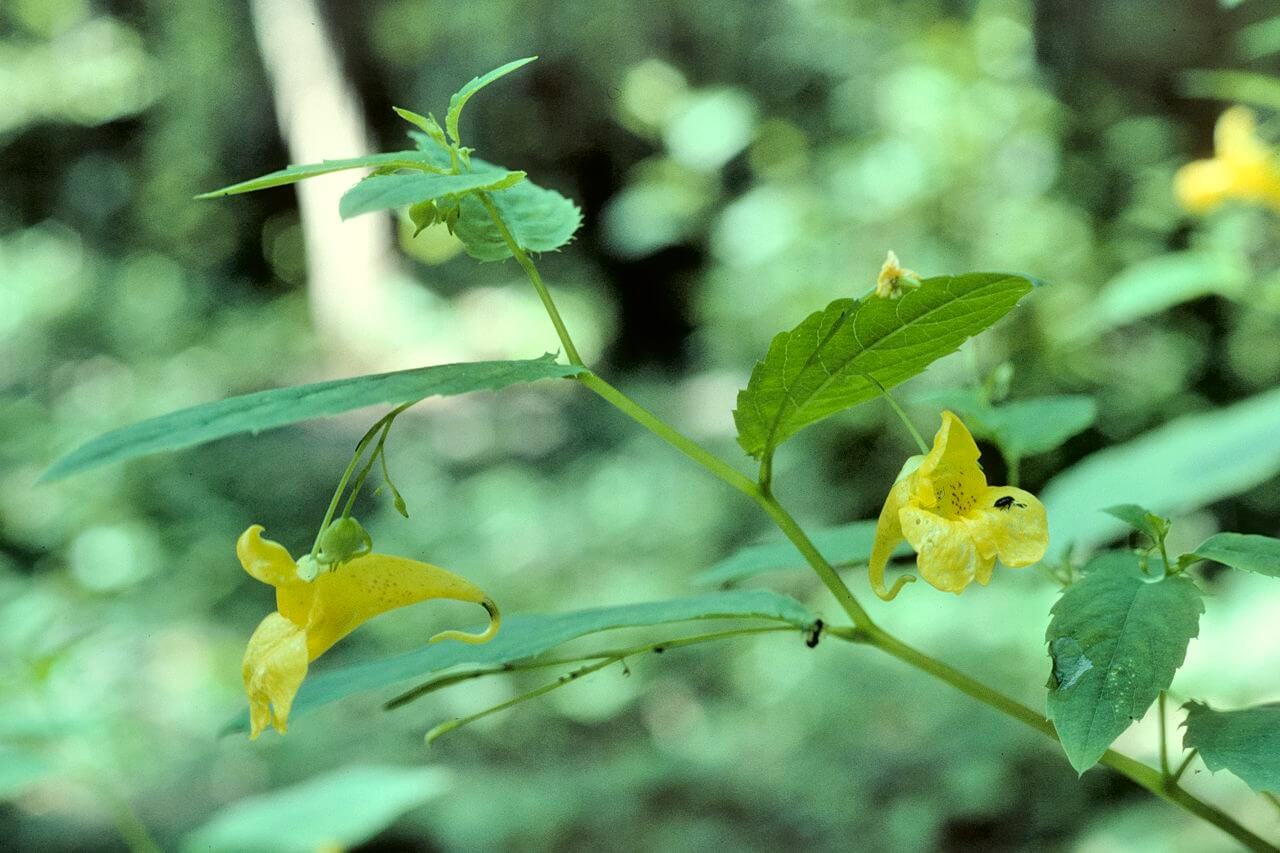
[238,525,500,739]
[868,412,1048,600]
[1174,106,1280,213]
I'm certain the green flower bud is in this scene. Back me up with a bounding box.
[316,517,373,567]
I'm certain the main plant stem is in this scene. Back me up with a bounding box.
[484,204,1277,852]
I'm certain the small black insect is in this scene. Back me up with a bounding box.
[994,495,1015,510]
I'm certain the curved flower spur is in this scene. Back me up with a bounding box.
[239,525,500,739]
[868,411,1049,600]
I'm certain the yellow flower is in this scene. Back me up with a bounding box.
[1174,106,1280,213]
[238,524,500,738]
[868,411,1048,600]
[875,250,920,299]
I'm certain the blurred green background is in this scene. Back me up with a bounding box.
[4,0,1280,850]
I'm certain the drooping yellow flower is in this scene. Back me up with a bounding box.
[238,525,500,739]
[1174,106,1280,213]
[868,412,1048,600]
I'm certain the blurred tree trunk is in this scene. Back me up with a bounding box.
[249,0,397,365]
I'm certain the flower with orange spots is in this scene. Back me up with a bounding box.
[868,412,1048,600]
[238,525,499,738]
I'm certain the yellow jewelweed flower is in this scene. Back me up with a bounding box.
[868,411,1048,600]
[1174,106,1280,213]
[238,524,500,739]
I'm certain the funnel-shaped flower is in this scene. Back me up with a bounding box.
[238,525,500,738]
[1175,106,1280,213]
[869,412,1048,600]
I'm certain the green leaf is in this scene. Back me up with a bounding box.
[224,589,815,734]
[338,168,525,219]
[194,151,448,198]
[445,56,538,145]
[733,273,1036,460]
[1184,532,1280,578]
[1080,251,1245,337]
[694,521,910,586]
[181,765,449,853]
[1046,551,1203,774]
[44,356,585,481]
[1101,504,1170,545]
[452,176,583,260]
[392,107,448,148]
[1042,386,1280,554]
[1182,700,1280,793]
[915,391,1096,459]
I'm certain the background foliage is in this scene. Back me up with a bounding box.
[3,0,1279,849]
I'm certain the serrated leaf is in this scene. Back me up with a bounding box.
[1182,700,1280,793]
[195,151,448,198]
[1102,504,1170,544]
[1046,551,1203,773]
[1184,532,1280,578]
[452,177,583,260]
[915,390,1096,459]
[1042,386,1280,554]
[733,273,1036,460]
[181,765,449,853]
[44,356,585,481]
[445,56,538,145]
[223,589,814,734]
[694,521,909,586]
[339,169,525,219]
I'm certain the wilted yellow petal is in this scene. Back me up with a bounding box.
[242,612,309,739]
[304,554,500,658]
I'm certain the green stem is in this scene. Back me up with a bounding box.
[867,374,929,454]
[427,656,618,744]
[478,193,583,366]
[423,625,792,743]
[1172,749,1198,785]
[488,204,1275,851]
[1006,452,1021,489]
[387,625,792,710]
[1159,692,1171,777]
[310,404,410,557]
[342,417,394,517]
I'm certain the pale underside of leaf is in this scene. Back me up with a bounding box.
[1181,700,1280,793]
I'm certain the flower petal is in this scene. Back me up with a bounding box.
[899,506,993,593]
[236,525,313,623]
[1216,106,1268,166]
[914,412,988,519]
[242,612,309,739]
[305,555,499,658]
[969,487,1049,568]
[869,476,917,600]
